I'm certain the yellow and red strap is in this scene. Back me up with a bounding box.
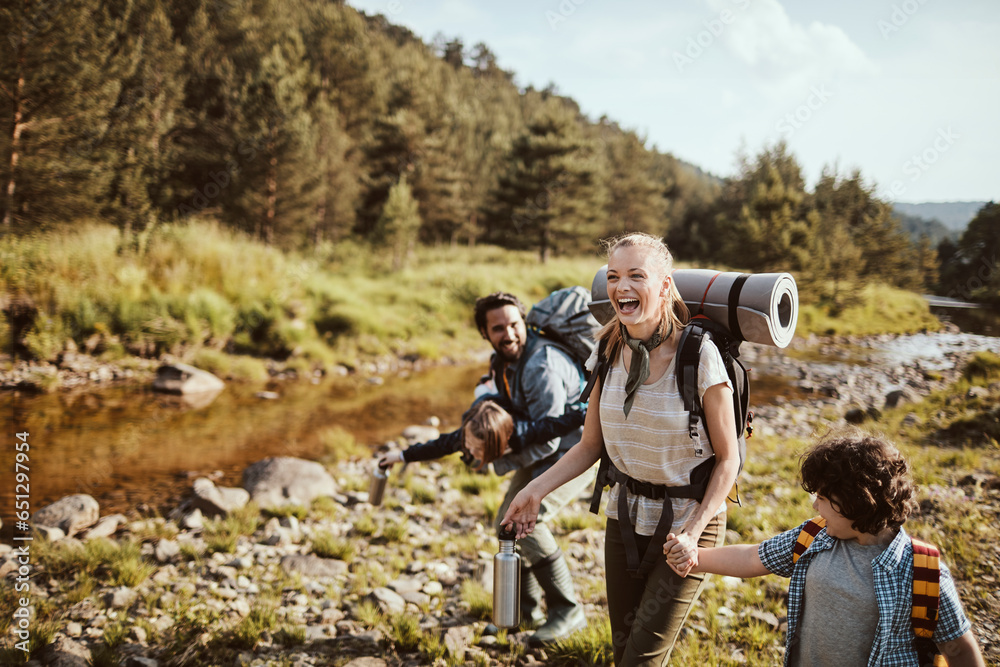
[791,517,826,564]
[911,538,941,639]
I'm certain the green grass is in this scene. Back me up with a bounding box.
[318,425,370,463]
[263,504,309,521]
[310,532,356,560]
[547,617,614,666]
[229,602,279,650]
[796,283,941,337]
[459,578,493,621]
[1,220,604,365]
[202,503,261,554]
[963,350,1000,383]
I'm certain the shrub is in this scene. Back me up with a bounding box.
[963,351,1000,383]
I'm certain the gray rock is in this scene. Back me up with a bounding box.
[191,477,250,517]
[242,457,336,510]
[82,514,126,540]
[321,608,346,625]
[32,494,99,538]
[41,636,92,667]
[402,425,440,445]
[401,590,431,607]
[152,362,224,395]
[104,586,138,609]
[154,540,180,563]
[885,387,919,409]
[342,659,388,667]
[368,586,406,615]
[181,508,204,530]
[444,625,475,660]
[34,525,66,541]
[124,658,159,667]
[387,577,423,595]
[279,554,349,579]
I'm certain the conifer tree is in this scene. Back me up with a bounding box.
[103,0,185,242]
[941,202,1000,303]
[486,99,606,261]
[0,0,136,230]
[716,142,812,272]
[375,174,421,270]
[596,121,664,238]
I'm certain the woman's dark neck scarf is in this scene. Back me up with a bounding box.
[620,321,673,418]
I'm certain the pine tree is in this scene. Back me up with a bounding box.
[374,175,421,270]
[103,0,185,242]
[716,142,812,272]
[596,121,664,238]
[486,99,606,261]
[1,0,136,230]
[942,202,1000,303]
[310,97,361,248]
[229,31,322,245]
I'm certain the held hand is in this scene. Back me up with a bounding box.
[663,531,698,578]
[499,487,542,539]
[377,451,404,469]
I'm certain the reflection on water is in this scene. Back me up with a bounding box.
[1,364,484,531]
[873,331,1000,370]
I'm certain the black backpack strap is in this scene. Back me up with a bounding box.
[584,338,611,516]
[676,323,705,441]
[605,457,713,578]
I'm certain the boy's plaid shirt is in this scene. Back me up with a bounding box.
[758,520,971,667]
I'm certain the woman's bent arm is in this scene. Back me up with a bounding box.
[499,379,605,538]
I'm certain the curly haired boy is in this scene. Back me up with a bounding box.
[665,430,985,667]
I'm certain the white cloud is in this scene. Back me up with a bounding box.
[706,0,877,81]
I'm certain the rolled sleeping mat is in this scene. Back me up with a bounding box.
[672,269,798,348]
[587,266,798,348]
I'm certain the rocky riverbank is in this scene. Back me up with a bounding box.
[3,330,999,666]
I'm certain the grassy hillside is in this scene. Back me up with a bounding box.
[2,221,945,386]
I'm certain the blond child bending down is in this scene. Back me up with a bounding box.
[665,431,985,667]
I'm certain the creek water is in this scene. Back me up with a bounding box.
[2,304,997,535]
[1,364,484,535]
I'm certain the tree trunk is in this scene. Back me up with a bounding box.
[263,126,277,244]
[539,224,550,263]
[3,31,26,229]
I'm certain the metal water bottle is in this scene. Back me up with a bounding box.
[493,524,521,629]
[368,462,388,506]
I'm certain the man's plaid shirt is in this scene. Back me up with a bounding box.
[758,520,971,666]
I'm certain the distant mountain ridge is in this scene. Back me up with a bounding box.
[892,201,988,232]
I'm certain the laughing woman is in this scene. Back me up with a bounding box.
[500,232,741,666]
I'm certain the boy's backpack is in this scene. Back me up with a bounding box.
[793,517,947,667]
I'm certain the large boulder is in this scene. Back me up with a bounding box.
[241,457,336,510]
[33,494,99,538]
[152,363,224,395]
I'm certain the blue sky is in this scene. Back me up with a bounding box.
[346,0,999,204]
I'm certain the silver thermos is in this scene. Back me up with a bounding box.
[493,524,521,629]
[369,462,388,506]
